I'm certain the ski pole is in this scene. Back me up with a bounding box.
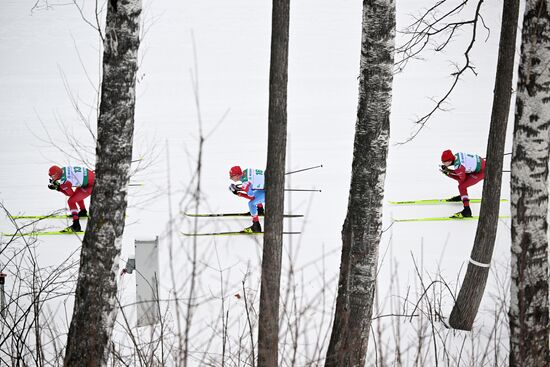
[285,188,322,192]
[285,164,323,176]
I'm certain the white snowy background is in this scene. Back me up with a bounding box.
[0,0,515,365]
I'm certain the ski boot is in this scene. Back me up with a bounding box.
[450,206,472,219]
[447,195,462,202]
[62,219,82,233]
[257,206,265,216]
[242,221,262,233]
[78,209,88,218]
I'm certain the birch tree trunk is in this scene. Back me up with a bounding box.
[509,0,550,364]
[324,1,395,365]
[64,0,141,365]
[448,0,519,330]
[257,0,290,366]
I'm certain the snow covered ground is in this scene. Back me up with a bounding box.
[0,0,515,365]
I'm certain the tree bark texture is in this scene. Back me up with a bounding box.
[509,1,550,365]
[448,0,519,330]
[257,0,290,366]
[64,1,141,365]
[325,1,395,366]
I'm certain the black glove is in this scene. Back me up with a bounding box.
[48,179,60,191]
[439,165,451,176]
[229,183,241,195]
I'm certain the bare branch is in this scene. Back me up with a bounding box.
[396,0,487,144]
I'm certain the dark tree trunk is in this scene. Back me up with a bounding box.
[63,0,141,365]
[257,0,290,366]
[324,1,395,366]
[509,1,550,365]
[448,0,519,330]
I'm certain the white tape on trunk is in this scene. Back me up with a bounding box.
[469,257,490,268]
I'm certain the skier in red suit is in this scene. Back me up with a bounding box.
[229,165,265,233]
[440,149,486,218]
[48,165,95,232]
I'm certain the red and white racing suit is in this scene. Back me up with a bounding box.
[445,152,485,205]
[55,166,95,219]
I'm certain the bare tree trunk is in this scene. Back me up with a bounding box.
[257,0,290,366]
[325,1,395,366]
[64,0,142,365]
[448,0,519,330]
[509,1,550,365]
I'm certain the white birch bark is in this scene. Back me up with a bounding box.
[509,1,550,365]
[325,1,395,365]
[64,0,142,365]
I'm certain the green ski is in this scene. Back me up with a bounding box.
[9,215,88,220]
[184,212,303,218]
[393,215,511,223]
[388,198,508,205]
[182,231,301,237]
[1,230,85,236]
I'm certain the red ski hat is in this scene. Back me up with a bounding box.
[441,150,455,163]
[229,166,242,177]
[48,165,63,180]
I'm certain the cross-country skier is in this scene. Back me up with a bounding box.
[229,166,265,233]
[48,165,95,232]
[440,150,485,218]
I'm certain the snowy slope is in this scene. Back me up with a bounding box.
[0,0,513,365]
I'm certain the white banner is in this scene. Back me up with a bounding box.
[135,237,160,327]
